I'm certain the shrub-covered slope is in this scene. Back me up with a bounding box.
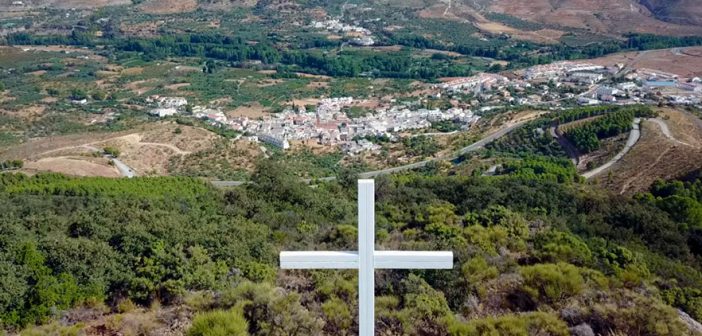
[2,164,702,335]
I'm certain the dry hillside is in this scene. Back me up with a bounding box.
[404,0,702,37]
[640,0,702,26]
[484,0,702,36]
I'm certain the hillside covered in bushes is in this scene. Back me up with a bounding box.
[2,164,702,335]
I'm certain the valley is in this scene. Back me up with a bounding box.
[2,1,702,336]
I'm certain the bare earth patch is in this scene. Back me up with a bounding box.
[43,0,130,9]
[23,157,120,177]
[488,0,702,36]
[588,47,702,78]
[165,83,191,91]
[291,98,321,107]
[125,79,157,95]
[1,122,222,177]
[2,105,46,121]
[306,81,330,89]
[598,111,702,194]
[226,103,270,119]
[121,67,144,76]
[139,0,197,14]
[660,108,702,148]
[474,22,563,44]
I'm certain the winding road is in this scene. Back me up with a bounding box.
[111,158,136,178]
[581,118,641,179]
[581,117,698,179]
[648,118,693,147]
[359,120,529,178]
[212,119,531,186]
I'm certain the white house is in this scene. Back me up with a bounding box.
[259,133,290,150]
[150,107,178,117]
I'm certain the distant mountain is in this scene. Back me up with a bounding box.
[360,0,702,37]
[477,0,702,36]
[639,0,702,26]
[2,0,702,37]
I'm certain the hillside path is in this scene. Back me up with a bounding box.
[582,118,641,179]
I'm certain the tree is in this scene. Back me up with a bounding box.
[91,91,107,101]
[203,60,217,74]
[103,147,120,158]
[70,88,87,100]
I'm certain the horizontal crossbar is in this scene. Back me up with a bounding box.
[280,251,453,270]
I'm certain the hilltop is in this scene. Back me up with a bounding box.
[4,166,702,335]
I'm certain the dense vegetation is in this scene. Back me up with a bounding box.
[403,135,440,157]
[499,156,581,183]
[485,106,657,159]
[5,30,702,80]
[486,118,566,158]
[564,106,657,153]
[3,32,473,80]
[2,163,702,335]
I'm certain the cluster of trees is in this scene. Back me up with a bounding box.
[486,106,657,159]
[402,135,440,157]
[0,159,23,171]
[6,29,702,80]
[383,30,702,69]
[4,32,471,80]
[486,118,566,158]
[500,156,581,183]
[102,146,120,158]
[555,105,622,124]
[2,161,702,335]
[626,33,702,50]
[563,106,657,153]
[430,120,463,133]
[646,176,702,247]
[565,110,635,152]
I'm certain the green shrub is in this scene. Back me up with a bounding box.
[20,322,86,336]
[219,281,324,335]
[462,256,499,297]
[519,263,584,304]
[184,291,216,312]
[591,292,689,336]
[322,297,353,333]
[187,309,248,336]
[116,299,137,313]
[534,230,592,266]
[446,312,569,336]
[238,261,276,283]
[103,146,120,158]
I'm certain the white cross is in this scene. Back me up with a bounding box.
[280,179,454,336]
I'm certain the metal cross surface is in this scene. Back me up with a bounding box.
[279,179,454,336]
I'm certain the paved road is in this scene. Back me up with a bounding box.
[112,157,136,178]
[582,118,641,179]
[84,144,137,178]
[358,120,529,179]
[212,120,531,186]
[410,131,459,138]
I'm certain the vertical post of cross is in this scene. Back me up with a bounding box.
[358,179,375,336]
